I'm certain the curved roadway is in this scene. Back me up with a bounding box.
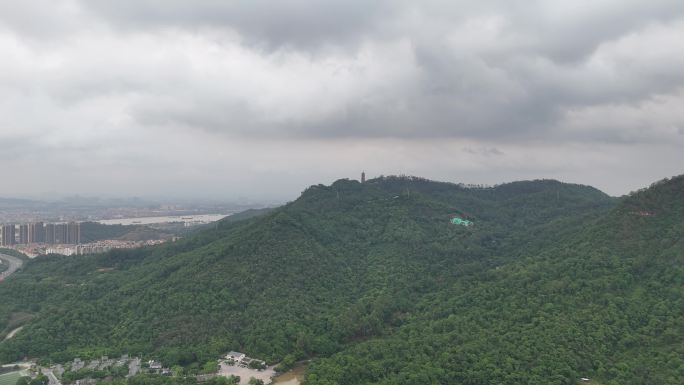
[0,253,23,281]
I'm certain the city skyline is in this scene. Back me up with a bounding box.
[0,221,80,246]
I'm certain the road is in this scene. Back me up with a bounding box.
[127,358,141,377]
[0,362,31,369]
[3,326,23,341]
[42,368,61,385]
[0,253,23,282]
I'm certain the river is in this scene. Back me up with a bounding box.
[97,213,231,226]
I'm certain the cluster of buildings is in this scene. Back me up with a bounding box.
[224,351,266,369]
[0,221,80,246]
[20,355,140,385]
[45,239,167,256]
[62,355,142,383]
[147,360,171,375]
[25,351,276,385]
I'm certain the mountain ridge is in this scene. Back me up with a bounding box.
[0,176,681,385]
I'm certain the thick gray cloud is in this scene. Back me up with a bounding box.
[84,0,394,50]
[0,0,681,200]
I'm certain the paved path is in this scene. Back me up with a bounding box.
[0,362,31,369]
[42,368,62,385]
[127,358,141,377]
[2,326,23,341]
[0,253,23,282]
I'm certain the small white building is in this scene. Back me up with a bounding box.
[148,360,163,370]
[225,351,246,363]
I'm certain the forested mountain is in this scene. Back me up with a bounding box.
[0,176,682,385]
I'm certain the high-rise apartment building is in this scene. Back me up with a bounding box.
[29,222,45,244]
[18,224,29,244]
[67,222,80,244]
[54,223,68,244]
[1,221,80,245]
[1,224,15,246]
[45,223,56,244]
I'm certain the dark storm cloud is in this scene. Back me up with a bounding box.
[79,1,684,58]
[60,0,684,143]
[0,0,682,199]
[2,0,682,143]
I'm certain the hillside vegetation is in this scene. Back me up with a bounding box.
[0,176,682,385]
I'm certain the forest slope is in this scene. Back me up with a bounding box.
[1,176,681,384]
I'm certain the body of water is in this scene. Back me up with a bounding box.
[97,213,230,226]
[272,363,308,385]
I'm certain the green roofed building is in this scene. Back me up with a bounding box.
[450,217,473,226]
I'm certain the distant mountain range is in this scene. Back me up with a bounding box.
[0,175,681,385]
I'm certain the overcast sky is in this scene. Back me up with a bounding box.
[1,0,682,201]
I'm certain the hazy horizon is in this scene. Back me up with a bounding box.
[0,172,677,204]
[1,1,682,200]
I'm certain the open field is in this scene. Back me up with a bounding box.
[0,371,25,385]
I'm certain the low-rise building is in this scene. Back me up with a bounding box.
[225,351,246,363]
